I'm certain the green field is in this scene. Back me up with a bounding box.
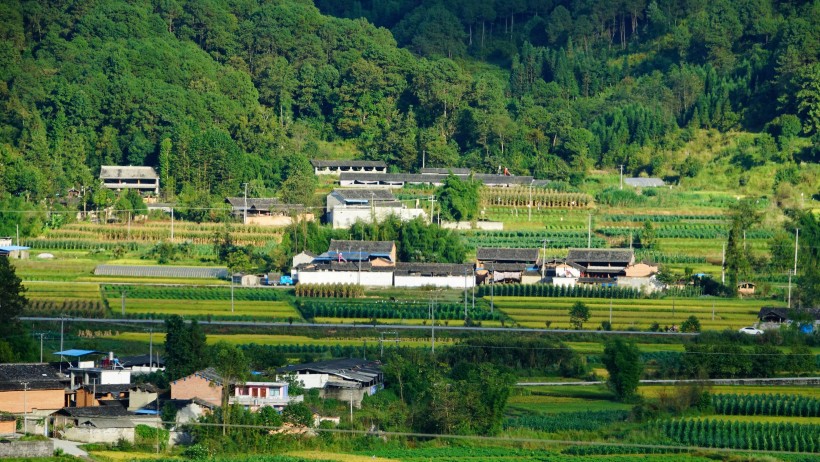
[493,296,770,330]
[120,299,300,319]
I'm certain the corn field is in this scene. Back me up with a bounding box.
[656,418,819,452]
[480,187,593,209]
[294,283,364,298]
[712,394,820,417]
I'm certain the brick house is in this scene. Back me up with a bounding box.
[0,363,68,414]
[170,369,224,407]
[171,368,299,411]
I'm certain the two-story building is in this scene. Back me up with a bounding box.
[99,166,159,196]
[326,189,426,228]
[224,197,314,226]
[277,359,382,408]
[476,248,540,284]
[170,368,301,411]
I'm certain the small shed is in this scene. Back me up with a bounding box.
[0,245,30,259]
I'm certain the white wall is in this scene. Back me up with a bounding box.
[100,370,131,385]
[331,207,427,229]
[552,277,577,287]
[63,427,135,444]
[394,275,475,289]
[298,271,394,287]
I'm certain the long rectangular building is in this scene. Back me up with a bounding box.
[339,172,533,188]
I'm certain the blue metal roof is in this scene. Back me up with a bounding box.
[133,409,159,415]
[0,246,30,251]
[53,349,100,357]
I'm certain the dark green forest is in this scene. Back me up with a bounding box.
[0,0,818,209]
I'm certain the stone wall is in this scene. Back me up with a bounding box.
[0,440,53,458]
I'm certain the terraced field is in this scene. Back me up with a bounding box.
[120,299,300,320]
[494,296,770,330]
[106,332,435,348]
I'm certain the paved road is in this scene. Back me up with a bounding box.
[51,438,88,458]
[21,316,698,336]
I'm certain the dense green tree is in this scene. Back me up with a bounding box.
[0,257,35,361]
[164,315,208,380]
[602,339,643,402]
[210,342,250,435]
[569,301,590,330]
[436,174,480,222]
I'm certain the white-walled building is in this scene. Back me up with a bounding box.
[393,263,475,289]
[326,189,426,228]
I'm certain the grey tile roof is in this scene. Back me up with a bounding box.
[311,160,387,168]
[329,239,394,255]
[99,166,158,180]
[57,404,128,418]
[566,249,635,264]
[476,248,539,263]
[0,363,67,391]
[758,307,820,321]
[277,359,382,385]
[94,265,229,279]
[225,197,304,211]
[331,189,396,202]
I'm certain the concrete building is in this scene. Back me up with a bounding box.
[326,189,426,228]
[53,405,135,444]
[277,359,382,408]
[311,160,387,175]
[65,351,132,391]
[99,166,159,195]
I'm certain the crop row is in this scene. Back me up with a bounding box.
[634,251,708,264]
[101,285,285,301]
[597,227,773,240]
[23,239,142,251]
[712,393,820,417]
[464,236,607,249]
[294,284,364,298]
[656,418,819,452]
[297,300,501,321]
[480,187,593,208]
[25,300,106,318]
[476,284,642,299]
[504,410,629,432]
[604,214,727,222]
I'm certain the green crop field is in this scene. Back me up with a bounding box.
[119,299,299,319]
[492,296,770,330]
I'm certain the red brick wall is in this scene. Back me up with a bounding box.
[0,389,64,413]
[171,375,222,407]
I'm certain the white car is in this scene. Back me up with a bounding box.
[738,326,764,335]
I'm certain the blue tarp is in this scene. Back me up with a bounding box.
[53,349,100,357]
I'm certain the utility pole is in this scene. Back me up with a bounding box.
[490,262,495,313]
[422,150,425,169]
[59,316,64,372]
[787,270,793,309]
[357,247,362,286]
[793,228,799,277]
[127,211,131,239]
[231,278,235,313]
[471,267,475,311]
[430,296,436,353]
[21,382,29,432]
[39,333,44,363]
[16,224,19,246]
[721,243,726,285]
[170,207,174,241]
[464,267,468,320]
[541,239,549,280]
[619,164,624,190]
[528,184,532,222]
[609,298,613,324]
[587,214,592,248]
[121,290,127,316]
[242,182,249,225]
[149,329,153,370]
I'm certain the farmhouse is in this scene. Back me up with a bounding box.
[738,281,756,296]
[0,363,68,415]
[225,197,314,226]
[326,189,426,229]
[393,263,476,289]
[52,405,136,444]
[311,159,387,175]
[566,248,635,286]
[277,358,383,407]
[420,167,472,175]
[170,368,300,411]
[62,351,132,391]
[757,307,820,324]
[99,166,160,195]
[476,248,539,284]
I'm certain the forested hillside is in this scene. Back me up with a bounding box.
[0,0,818,214]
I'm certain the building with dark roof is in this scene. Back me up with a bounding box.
[298,240,397,287]
[99,166,159,195]
[420,168,472,175]
[312,159,387,175]
[566,248,635,285]
[277,359,383,407]
[393,262,476,289]
[0,363,68,414]
[758,307,820,323]
[475,248,540,285]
